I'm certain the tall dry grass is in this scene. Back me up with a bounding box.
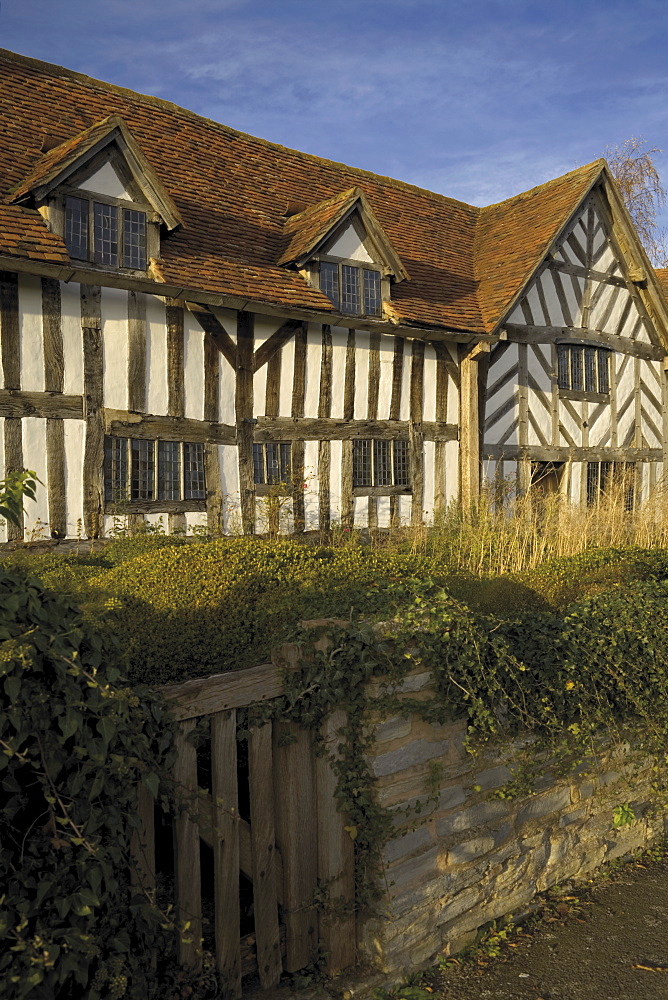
[394,478,668,576]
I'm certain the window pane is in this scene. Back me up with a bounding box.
[158,440,180,500]
[353,439,371,486]
[93,202,118,266]
[597,349,610,393]
[341,265,360,315]
[184,442,206,499]
[253,443,265,484]
[584,347,597,392]
[65,196,88,260]
[320,262,339,308]
[266,442,281,484]
[557,344,570,389]
[373,440,391,486]
[280,443,292,483]
[600,461,612,492]
[131,439,154,500]
[123,209,146,269]
[570,346,584,391]
[104,436,127,503]
[586,462,599,506]
[363,270,381,316]
[393,440,410,486]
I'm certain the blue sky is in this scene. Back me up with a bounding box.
[3,0,668,212]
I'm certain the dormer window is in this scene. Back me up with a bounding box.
[319,260,382,316]
[65,195,147,269]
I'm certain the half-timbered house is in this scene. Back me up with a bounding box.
[1,48,667,540]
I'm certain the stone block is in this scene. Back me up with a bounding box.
[447,836,495,866]
[474,764,512,791]
[388,876,446,917]
[436,798,511,837]
[438,784,467,813]
[516,786,572,826]
[559,804,590,827]
[387,845,441,890]
[397,671,433,693]
[384,826,433,865]
[437,885,482,925]
[372,738,449,778]
[374,716,412,744]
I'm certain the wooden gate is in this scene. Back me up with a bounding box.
[131,648,356,997]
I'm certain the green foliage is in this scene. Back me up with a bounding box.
[0,470,39,527]
[0,565,179,1000]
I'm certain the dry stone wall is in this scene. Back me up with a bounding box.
[359,668,667,974]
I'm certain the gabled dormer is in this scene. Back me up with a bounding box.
[9,116,182,275]
[279,187,408,319]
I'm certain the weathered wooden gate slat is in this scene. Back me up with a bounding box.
[316,709,356,974]
[212,709,242,1000]
[273,721,318,972]
[174,719,203,971]
[249,722,282,989]
[130,782,156,893]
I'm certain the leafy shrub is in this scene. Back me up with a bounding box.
[0,565,177,999]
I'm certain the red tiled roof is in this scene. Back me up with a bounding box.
[0,48,608,335]
[278,188,360,266]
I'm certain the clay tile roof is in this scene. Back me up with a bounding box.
[0,49,612,335]
[9,116,120,202]
[475,160,605,332]
[278,187,359,266]
[654,268,668,303]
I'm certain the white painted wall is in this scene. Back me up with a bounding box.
[101,286,129,410]
[19,275,44,392]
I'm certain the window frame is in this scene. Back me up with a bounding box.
[253,441,293,495]
[104,436,207,512]
[64,189,149,271]
[316,254,385,318]
[586,460,636,510]
[352,438,411,495]
[556,342,612,401]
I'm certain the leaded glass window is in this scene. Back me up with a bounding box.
[104,436,128,503]
[557,344,611,394]
[65,196,89,260]
[253,442,291,485]
[131,438,154,500]
[94,201,118,267]
[158,440,180,501]
[341,265,360,315]
[319,261,383,316]
[363,269,381,316]
[320,262,339,309]
[184,442,206,499]
[123,209,147,270]
[353,439,410,489]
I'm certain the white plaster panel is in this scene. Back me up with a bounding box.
[604,286,629,335]
[64,418,84,537]
[101,287,128,410]
[185,511,207,533]
[220,444,240,532]
[506,303,523,324]
[210,307,237,343]
[354,495,368,527]
[589,283,617,331]
[616,356,635,445]
[446,371,459,426]
[534,275,551,324]
[527,389,551,445]
[525,283,543,323]
[183,310,204,420]
[61,282,83,394]
[569,462,582,504]
[329,439,342,523]
[528,344,552,391]
[19,274,44,391]
[542,272,565,326]
[446,440,459,505]
[558,400,582,447]
[253,358,267,416]
[485,406,517,446]
[559,239,580,267]
[563,273,584,325]
[354,330,370,419]
[78,162,133,200]
[22,417,48,535]
[591,224,606,255]
[303,439,319,529]
[635,318,652,344]
[377,495,391,529]
[588,406,612,447]
[423,440,435,522]
[399,342,412,421]
[595,245,615,272]
[304,326,321,418]
[144,512,167,532]
[219,360,235,425]
[377,335,394,420]
[330,327,348,420]
[621,301,643,341]
[146,294,168,415]
[327,222,373,262]
[279,335,295,417]
[423,345,437,423]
